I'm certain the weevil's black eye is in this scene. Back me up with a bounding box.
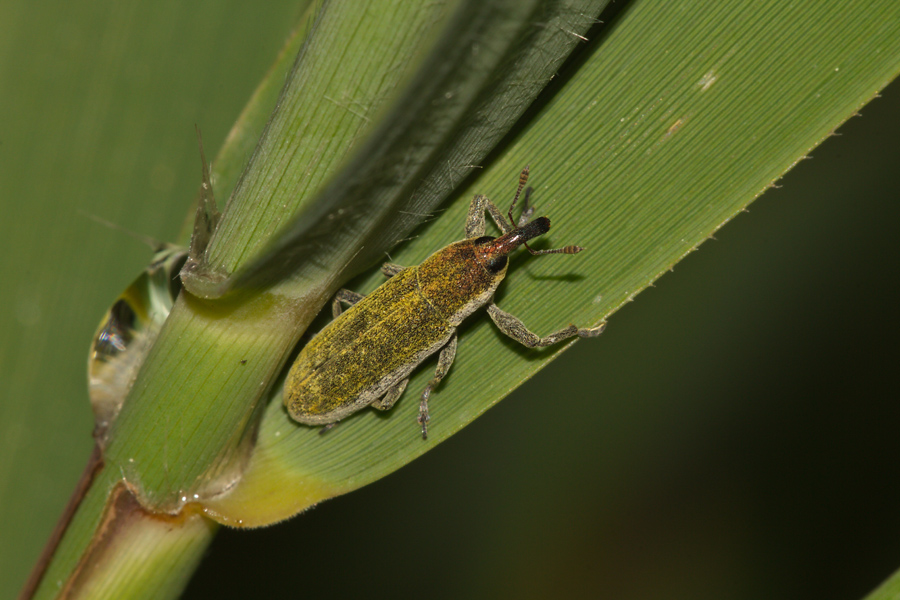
[486,255,508,273]
[474,236,495,245]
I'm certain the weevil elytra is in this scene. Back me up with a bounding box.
[284,167,604,439]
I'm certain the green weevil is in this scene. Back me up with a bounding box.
[284,167,604,439]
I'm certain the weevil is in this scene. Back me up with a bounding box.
[284,167,604,439]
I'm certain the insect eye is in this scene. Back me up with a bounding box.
[474,235,495,245]
[486,255,508,273]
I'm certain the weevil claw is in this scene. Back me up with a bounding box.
[418,402,430,440]
[578,323,606,338]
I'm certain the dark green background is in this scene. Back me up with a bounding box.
[1,1,898,598]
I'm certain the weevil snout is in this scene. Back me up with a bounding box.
[477,216,551,260]
[475,214,585,274]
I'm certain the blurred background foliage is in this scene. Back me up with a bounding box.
[1,1,898,599]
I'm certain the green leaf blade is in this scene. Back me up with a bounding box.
[205,0,900,526]
[184,0,608,297]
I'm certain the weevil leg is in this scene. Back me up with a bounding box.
[418,333,458,440]
[516,187,536,227]
[371,377,409,411]
[465,194,514,238]
[486,303,605,347]
[332,289,366,318]
[466,167,537,237]
[381,263,406,278]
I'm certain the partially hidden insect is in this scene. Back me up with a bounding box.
[283,167,604,439]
